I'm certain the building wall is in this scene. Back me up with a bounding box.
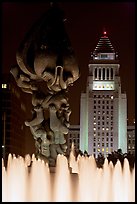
[127,125,135,155]
[66,125,80,156]
[80,93,88,152]
[118,93,127,152]
[2,75,35,163]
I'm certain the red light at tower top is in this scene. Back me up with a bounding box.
[103,31,107,35]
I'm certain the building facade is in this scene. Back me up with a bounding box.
[1,74,34,162]
[127,125,135,155]
[66,125,80,156]
[80,32,127,158]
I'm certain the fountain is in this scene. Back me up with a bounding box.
[2,151,135,202]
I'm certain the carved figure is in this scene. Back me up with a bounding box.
[10,3,79,166]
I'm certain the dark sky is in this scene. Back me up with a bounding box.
[2,2,135,125]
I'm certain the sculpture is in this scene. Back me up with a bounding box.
[10,3,79,166]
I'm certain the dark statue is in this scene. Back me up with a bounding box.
[10,3,80,166]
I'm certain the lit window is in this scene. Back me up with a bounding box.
[101,54,108,59]
[106,148,108,152]
[97,148,100,152]
[2,84,7,89]
[110,148,113,152]
[102,127,105,131]
[94,128,96,131]
[102,148,104,152]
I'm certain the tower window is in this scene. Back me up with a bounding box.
[111,68,113,79]
[101,54,108,59]
[111,96,113,100]
[103,68,105,80]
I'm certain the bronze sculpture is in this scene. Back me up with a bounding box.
[10,4,79,166]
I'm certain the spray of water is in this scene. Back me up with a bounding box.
[2,151,135,202]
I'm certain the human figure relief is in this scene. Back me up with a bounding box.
[10,3,79,166]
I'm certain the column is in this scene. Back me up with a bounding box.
[101,67,103,80]
[105,68,107,80]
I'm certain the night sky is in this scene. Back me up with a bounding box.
[2,2,135,125]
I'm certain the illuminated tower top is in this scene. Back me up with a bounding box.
[91,31,118,61]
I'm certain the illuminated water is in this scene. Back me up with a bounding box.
[2,152,135,202]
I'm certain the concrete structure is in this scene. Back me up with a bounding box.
[1,74,34,162]
[66,125,80,156]
[80,32,127,158]
[127,125,135,155]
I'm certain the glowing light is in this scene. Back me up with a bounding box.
[104,31,107,35]
[2,153,135,202]
[111,95,113,99]
[2,84,7,89]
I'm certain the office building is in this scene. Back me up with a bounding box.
[80,32,127,158]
